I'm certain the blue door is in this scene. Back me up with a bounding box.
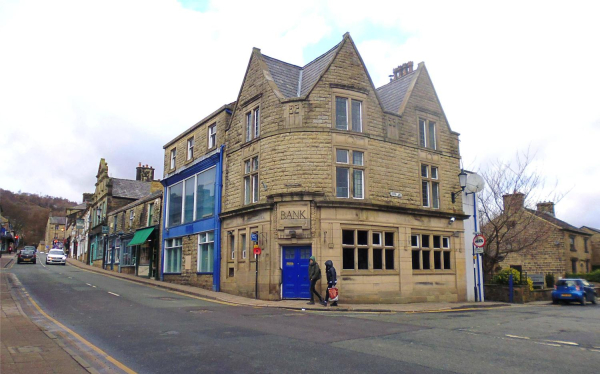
[282,246,312,299]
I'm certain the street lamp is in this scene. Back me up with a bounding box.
[451,170,469,204]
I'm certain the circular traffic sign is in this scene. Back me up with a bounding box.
[473,234,486,248]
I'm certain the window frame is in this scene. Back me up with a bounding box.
[245,106,260,142]
[197,231,214,273]
[421,163,440,209]
[187,137,194,160]
[332,89,366,133]
[341,228,396,272]
[208,123,217,149]
[569,235,576,251]
[335,148,365,199]
[243,156,259,205]
[411,233,453,272]
[418,118,437,150]
[166,166,217,228]
[164,238,182,274]
[170,148,176,170]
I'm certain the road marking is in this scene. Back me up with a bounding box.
[543,340,579,346]
[505,334,530,340]
[536,342,561,347]
[27,296,136,373]
[590,349,600,353]
[72,264,239,307]
[108,292,120,297]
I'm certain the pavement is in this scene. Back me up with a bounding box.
[1,254,89,374]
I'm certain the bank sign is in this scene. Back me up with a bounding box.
[277,202,310,230]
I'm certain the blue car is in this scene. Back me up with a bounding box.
[552,279,598,305]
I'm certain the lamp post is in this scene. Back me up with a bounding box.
[451,170,468,204]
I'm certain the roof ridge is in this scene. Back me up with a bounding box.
[261,54,302,69]
[376,69,416,91]
[302,41,343,69]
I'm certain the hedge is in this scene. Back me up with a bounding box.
[564,269,600,283]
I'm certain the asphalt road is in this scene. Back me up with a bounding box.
[9,254,600,374]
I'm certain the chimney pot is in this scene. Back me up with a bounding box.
[536,202,555,217]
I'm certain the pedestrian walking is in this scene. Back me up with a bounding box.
[324,260,338,306]
[308,255,326,306]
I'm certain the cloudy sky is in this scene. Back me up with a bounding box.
[1,0,599,228]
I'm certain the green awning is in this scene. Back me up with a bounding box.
[127,227,155,246]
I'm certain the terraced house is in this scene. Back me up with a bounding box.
[161,104,232,290]
[219,33,468,303]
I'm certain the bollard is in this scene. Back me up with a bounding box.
[509,273,514,303]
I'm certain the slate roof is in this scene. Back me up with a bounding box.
[581,226,600,234]
[112,179,152,200]
[376,70,417,113]
[49,217,67,225]
[261,41,342,99]
[526,209,591,235]
[108,190,163,216]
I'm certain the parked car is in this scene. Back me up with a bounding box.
[552,279,598,305]
[46,249,67,266]
[23,245,37,253]
[17,248,37,264]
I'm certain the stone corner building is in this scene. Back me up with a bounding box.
[217,33,468,303]
[497,195,593,278]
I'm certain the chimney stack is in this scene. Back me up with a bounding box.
[536,202,555,217]
[502,193,525,213]
[136,164,155,182]
[391,61,414,80]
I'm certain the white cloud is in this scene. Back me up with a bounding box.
[1,0,598,228]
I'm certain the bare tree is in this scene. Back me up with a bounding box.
[477,149,563,280]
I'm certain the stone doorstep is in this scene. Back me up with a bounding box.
[67,258,509,313]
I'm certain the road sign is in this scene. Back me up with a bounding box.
[102,226,109,234]
[251,232,258,242]
[474,247,484,254]
[253,244,261,255]
[473,234,486,248]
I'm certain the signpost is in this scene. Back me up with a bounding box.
[252,233,260,300]
[101,226,109,234]
[472,233,486,301]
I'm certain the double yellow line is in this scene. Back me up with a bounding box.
[28,295,136,374]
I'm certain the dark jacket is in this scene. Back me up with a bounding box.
[308,261,321,281]
[325,260,337,286]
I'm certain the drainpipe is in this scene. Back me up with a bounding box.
[160,182,167,282]
[213,145,225,292]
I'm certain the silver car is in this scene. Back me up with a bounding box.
[46,249,67,265]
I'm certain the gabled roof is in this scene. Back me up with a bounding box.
[581,226,600,234]
[376,70,417,113]
[261,41,342,99]
[112,179,152,200]
[108,190,163,216]
[526,209,591,235]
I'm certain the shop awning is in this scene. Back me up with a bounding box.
[127,227,155,246]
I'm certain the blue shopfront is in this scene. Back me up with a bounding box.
[160,147,223,292]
